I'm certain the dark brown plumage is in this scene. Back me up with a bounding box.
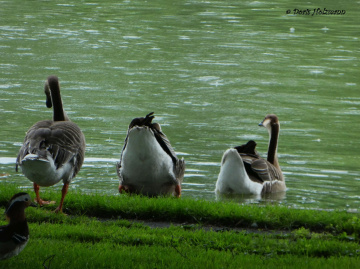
[0,193,35,260]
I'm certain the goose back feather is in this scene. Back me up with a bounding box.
[16,120,85,186]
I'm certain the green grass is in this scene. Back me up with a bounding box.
[1,183,360,268]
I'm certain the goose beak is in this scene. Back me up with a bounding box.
[258,121,264,127]
[30,202,38,208]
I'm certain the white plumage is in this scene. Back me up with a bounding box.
[216,148,263,195]
[117,112,185,197]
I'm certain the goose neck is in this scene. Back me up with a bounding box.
[48,78,66,121]
[267,123,279,167]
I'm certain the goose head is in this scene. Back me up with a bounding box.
[259,114,279,132]
[5,193,35,222]
[44,76,69,121]
[258,114,280,166]
[44,79,52,109]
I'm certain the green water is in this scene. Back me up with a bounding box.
[1,0,359,210]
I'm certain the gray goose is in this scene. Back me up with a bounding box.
[16,76,85,213]
[215,114,285,195]
[117,112,185,197]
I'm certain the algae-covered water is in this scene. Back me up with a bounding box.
[1,0,359,210]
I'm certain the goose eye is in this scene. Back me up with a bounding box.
[24,198,29,202]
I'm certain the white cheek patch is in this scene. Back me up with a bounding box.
[262,118,271,127]
[6,194,31,213]
[11,195,29,204]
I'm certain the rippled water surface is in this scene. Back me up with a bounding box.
[1,0,359,210]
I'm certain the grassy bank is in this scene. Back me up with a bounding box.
[1,183,360,268]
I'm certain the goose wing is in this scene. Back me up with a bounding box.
[247,158,282,183]
[0,225,28,260]
[0,225,12,243]
[150,126,185,182]
[16,120,85,178]
[152,127,178,165]
[238,152,281,184]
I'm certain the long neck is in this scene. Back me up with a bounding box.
[267,123,279,168]
[49,81,66,121]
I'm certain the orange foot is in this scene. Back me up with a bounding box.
[175,185,181,198]
[35,198,56,206]
[119,185,129,193]
[54,206,67,214]
[119,185,136,195]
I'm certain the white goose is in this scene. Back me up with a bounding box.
[215,114,285,195]
[117,112,185,197]
[16,76,86,213]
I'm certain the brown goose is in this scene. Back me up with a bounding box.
[215,114,285,195]
[16,76,86,213]
[0,193,36,260]
[117,112,185,197]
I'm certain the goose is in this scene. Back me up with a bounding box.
[16,76,86,213]
[215,114,285,195]
[117,112,185,197]
[0,193,36,260]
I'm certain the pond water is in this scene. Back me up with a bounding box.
[1,0,359,211]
